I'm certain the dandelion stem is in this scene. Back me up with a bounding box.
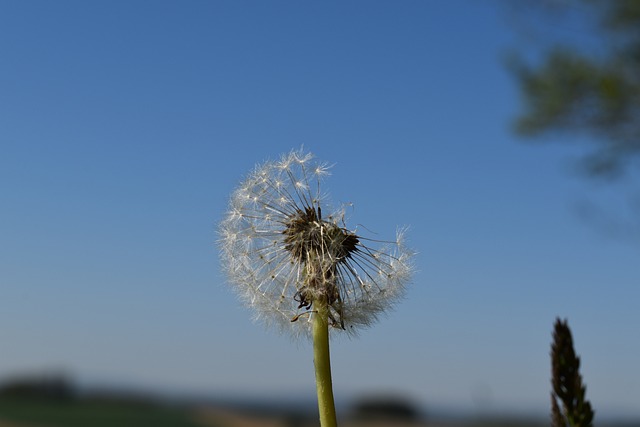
[313,297,338,427]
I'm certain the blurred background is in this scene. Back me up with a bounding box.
[1,1,639,426]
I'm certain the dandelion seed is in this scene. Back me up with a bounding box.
[219,148,414,338]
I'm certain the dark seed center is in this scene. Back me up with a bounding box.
[282,207,359,263]
[283,207,353,330]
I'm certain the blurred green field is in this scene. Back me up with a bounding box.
[0,398,213,427]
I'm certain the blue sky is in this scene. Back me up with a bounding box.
[1,0,638,419]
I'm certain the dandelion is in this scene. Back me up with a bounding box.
[219,148,414,426]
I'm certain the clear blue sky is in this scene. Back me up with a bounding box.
[1,0,638,419]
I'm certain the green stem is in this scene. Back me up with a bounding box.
[313,298,338,427]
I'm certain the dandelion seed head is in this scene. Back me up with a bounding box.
[219,148,414,338]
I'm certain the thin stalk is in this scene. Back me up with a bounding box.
[313,297,338,427]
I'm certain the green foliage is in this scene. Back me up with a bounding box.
[0,397,208,427]
[511,0,640,178]
[550,318,594,427]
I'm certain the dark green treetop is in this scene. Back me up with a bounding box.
[511,0,640,179]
